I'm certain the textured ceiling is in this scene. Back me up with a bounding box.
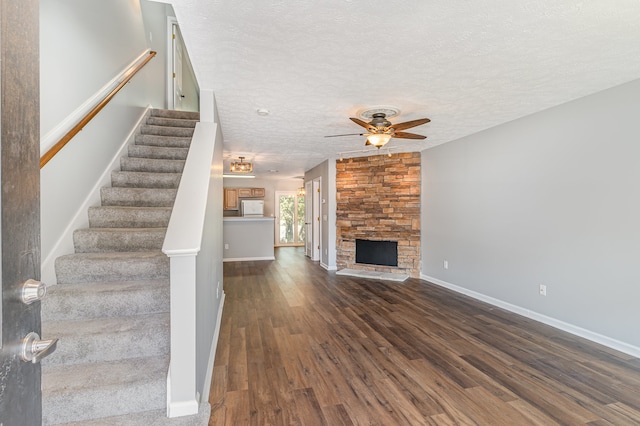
[168,0,640,180]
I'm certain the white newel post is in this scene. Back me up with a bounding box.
[166,253,199,417]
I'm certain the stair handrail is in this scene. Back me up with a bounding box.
[39,50,157,169]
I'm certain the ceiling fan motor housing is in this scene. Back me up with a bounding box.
[369,113,392,131]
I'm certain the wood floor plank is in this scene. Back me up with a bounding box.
[211,248,640,424]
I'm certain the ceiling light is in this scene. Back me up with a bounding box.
[230,156,253,173]
[366,133,392,148]
[297,187,305,197]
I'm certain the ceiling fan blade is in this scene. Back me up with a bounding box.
[391,118,431,131]
[324,133,364,138]
[393,131,427,140]
[350,117,376,131]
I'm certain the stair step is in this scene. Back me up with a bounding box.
[146,116,197,128]
[135,133,192,148]
[88,206,172,228]
[151,108,200,121]
[140,124,194,138]
[42,279,169,321]
[73,228,166,253]
[111,171,182,189]
[42,356,168,424]
[56,404,211,425]
[101,187,177,207]
[128,145,189,160]
[42,313,169,366]
[55,252,169,284]
[120,157,185,173]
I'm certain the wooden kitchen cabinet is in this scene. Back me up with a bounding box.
[224,188,265,210]
[224,188,239,210]
[236,188,265,198]
[238,188,253,197]
[251,188,265,197]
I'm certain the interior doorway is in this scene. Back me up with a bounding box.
[275,191,305,247]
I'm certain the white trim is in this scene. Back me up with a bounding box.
[168,399,200,418]
[223,256,275,262]
[420,274,640,358]
[166,17,178,110]
[162,123,218,256]
[41,107,152,285]
[320,262,337,271]
[40,50,152,155]
[200,292,225,403]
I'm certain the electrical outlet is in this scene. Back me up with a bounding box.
[443,260,449,270]
[539,284,547,296]
[224,243,229,250]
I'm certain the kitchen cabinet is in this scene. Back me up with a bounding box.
[238,188,253,197]
[237,187,265,198]
[224,188,239,210]
[224,187,265,210]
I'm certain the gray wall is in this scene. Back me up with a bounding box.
[195,100,224,400]
[305,159,337,270]
[421,78,640,351]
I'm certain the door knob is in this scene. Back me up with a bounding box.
[20,332,58,363]
[20,279,47,304]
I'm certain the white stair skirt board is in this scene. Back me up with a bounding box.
[336,268,409,282]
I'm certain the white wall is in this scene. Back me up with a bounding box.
[421,78,640,353]
[40,0,169,282]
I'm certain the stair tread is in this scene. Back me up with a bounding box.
[44,312,169,335]
[43,279,169,321]
[128,145,189,160]
[151,108,200,120]
[58,251,167,259]
[111,171,182,189]
[75,227,167,234]
[88,206,172,228]
[56,404,210,426]
[135,134,192,148]
[43,356,168,393]
[146,116,198,128]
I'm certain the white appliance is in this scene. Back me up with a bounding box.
[241,199,264,217]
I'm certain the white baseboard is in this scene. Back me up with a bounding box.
[167,399,200,418]
[200,292,225,403]
[320,262,337,271]
[420,274,640,359]
[41,107,152,286]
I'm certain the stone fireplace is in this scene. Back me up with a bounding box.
[336,152,421,278]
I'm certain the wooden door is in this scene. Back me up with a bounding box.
[0,1,46,424]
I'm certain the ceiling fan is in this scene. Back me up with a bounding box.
[325,112,430,148]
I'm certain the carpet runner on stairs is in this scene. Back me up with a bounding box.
[41,109,210,425]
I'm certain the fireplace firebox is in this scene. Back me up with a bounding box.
[355,239,398,267]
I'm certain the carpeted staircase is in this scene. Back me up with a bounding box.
[41,109,209,425]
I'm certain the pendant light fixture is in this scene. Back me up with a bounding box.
[230,156,253,173]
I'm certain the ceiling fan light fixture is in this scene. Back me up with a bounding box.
[366,133,392,148]
[230,156,253,173]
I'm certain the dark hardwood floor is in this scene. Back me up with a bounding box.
[209,247,640,425]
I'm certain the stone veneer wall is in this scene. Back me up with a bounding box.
[336,152,421,277]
